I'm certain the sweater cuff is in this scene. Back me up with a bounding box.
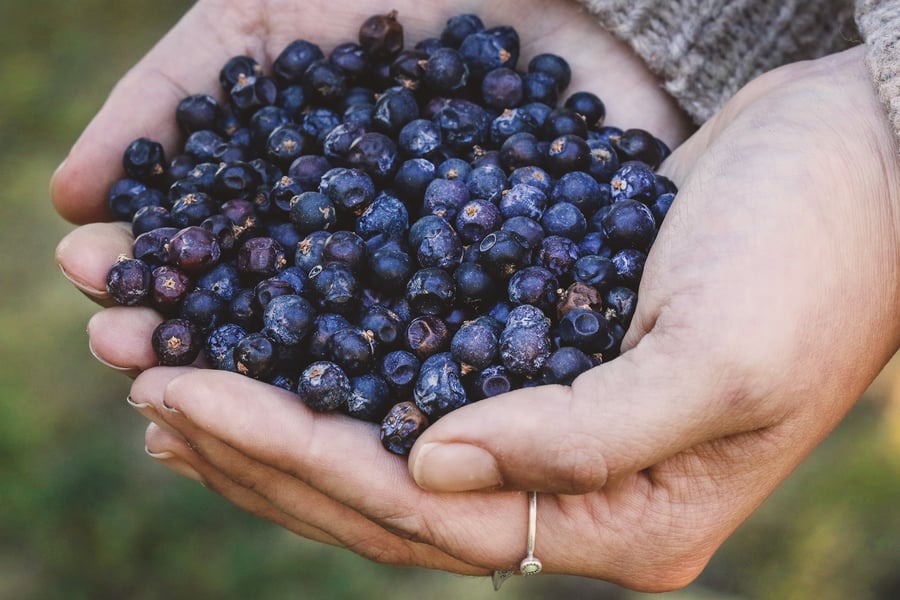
[856,0,900,154]
[575,0,856,124]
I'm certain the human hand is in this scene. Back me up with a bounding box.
[127,45,899,590]
[53,0,690,373]
[56,0,900,592]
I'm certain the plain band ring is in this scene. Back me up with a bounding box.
[491,491,542,590]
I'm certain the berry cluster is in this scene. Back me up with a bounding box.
[104,11,676,455]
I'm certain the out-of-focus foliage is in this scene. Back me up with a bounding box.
[0,1,898,598]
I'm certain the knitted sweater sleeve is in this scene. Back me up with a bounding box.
[572,0,868,122]
[856,1,900,150]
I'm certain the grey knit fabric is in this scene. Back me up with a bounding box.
[857,0,900,151]
[573,0,859,123]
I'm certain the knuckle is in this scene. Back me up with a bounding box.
[545,431,609,494]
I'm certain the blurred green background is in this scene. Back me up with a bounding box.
[2,1,899,598]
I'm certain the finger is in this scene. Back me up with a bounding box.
[133,367,486,574]
[152,368,556,572]
[408,327,788,494]
[144,421,347,550]
[56,222,134,305]
[87,306,162,373]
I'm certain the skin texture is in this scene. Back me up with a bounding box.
[52,0,900,592]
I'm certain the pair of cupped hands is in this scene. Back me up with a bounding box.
[51,0,900,591]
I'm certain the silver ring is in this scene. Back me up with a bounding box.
[491,491,542,590]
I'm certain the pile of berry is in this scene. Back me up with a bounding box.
[104,11,676,455]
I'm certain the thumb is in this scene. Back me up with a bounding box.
[408,333,768,494]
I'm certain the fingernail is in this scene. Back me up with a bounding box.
[161,400,182,415]
[126,394,152,409]
[88,337,133,371]
[145,446,175,460]
[145,446,206,485]
[59,263,107,298]
[412,443,502,492]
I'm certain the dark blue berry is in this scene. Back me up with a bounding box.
[541,201,588,241]
[345,373,391,422]
[450,320,499,371]
[263,294,316,346]
[501,216,545,249]
[219,55,263,92]
[455,199,502,244]
[381,401,429,455]
[133,227,178,267]
[422,47,469,94]
[536,235,580,278]
[319,167,376,215]
[167,225,222,274]
[558,307,611,353]
[290,191,337,235]
[406,267,456,316]
[551,171,605,216]
[499,322,551,378]
[308,261,359,314]
[152,318,202,366]
[505,303,551,332]
[380,350,420,398]
[466,164,507,203]
[521,71,559,106]
[613,128,663,168]
[458,27,519,81]
[360,305,405,348]
[508,265,559,310]
[179,288,225,334]
[610,161,657,203]
[441,14,484,48]
[572,254,618,291]
[414,361,468,418]
[236,236,286,279]
[546,134,591,176]
[470,364,519,400]
[273,39,325,86]
[604,286,638,327]
[432,99,492,151]
[123,137,166,185]
[321,230,367,271]
[601,199,657,251]
[195,262,241,301]
[176,94,223,135]
[650,192,675,224]
[543,346,594,385]
[298,361,351,412]
[564,91,606,128]
[422,177,470,221]
[204,323,248,368]
[132,205,172,237]
[329,42,370,79]
[453,261,497,309]
[302,59,347,101]
[481,67,523,109]
[326,327,377,375]
[393,158,436,202]
[508,165,552,194]
[108,178,148,221]
[106,257,152,306]
[499,183,548,220]
[527,53,571,91]
[611,249,647,289]
[477,229,532,280]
